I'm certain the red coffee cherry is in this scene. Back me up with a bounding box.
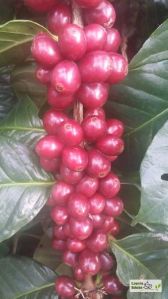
[109,219,121,236]
[47,86,75,110]
[82,116,107,142]
[84,0,116,29]
[31,33,62,68]
[84,107,106,119]
[87,149,111,178]
[89,193,105,214]
[104,28,121,52]
[104,197,124,217]
[62,146,88,172]
[92,214,105,229]
[53,225,66,240]
[51,206,68,225]
[43,109,68,135]
[103,275,125,295]
[106,119,124,137]
[86,231,108,252]
[60,164,84,185]
[47,3,72,35]
[58,120,83,146]
[108,53,128,84]
[58,24,87,61]
[55,276,75,298]
[52,239,67,251]
[51,60,81,94]
[84,24,107,52]
[76,175,99,198]
[79,249,101,275]
[99,252,115,272]
[35,66,50,85]
[69,217,93,240]
[40,157,60,173]
[35,135,64,159]
[67,239,86,253]
[51,181,74,206]
[96,135,124,156]
[63,250,78,267]
[68,193,90,220]
[74,266,85,281]
[99,172,121,197]
[24,0,56,12]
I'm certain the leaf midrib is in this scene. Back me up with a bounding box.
[15,282,55,299]
[0,126,44,132]
[0,181,54,187]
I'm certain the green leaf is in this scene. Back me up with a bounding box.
[0,20,51,66]
[0,257,57,299]
[109,18,168,171]
[111,233,168,299]
[0,99,54,242]
[134,120,168,226]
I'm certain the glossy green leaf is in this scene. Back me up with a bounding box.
[108,18,168,171]
[0,20,51,66]
[0,99,54,242]
[134,120,168,225]
[0,257,57,299]
[111,233,168,299]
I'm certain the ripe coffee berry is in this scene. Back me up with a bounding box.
[51,181,74,206]
[40,157,60,173]
[84,24,107,52]
[99,252,115,272]
[87,149,111,178]
[77,83,109,109]
[58,119,83,146]
[63,250,78,267]
[89,193,105,214]
[47,3,72,35]
[92,214,105,228]
[103,275,124,295]
[79,51,111,83]
[51,206,68,225]
[43,109,68,135]
[31,33,62,68]
[60,164,84,185]
[86,231,107,252]
[35,66,50,85]
[47,87,75,110]
[24,0,56,12]
[52,239,67,251]
[99,172,121,198]
[53,225,66,240]
[84,107,106,119]
[104,28,121,52]
[51,60,81,94]
[62,146,88,172]
[104,197,124,217]
[84,0,116,28]
[106,119,124,137]
[68,193,90,220]
[82,116,107,142]
[96,135,124,156]
[35,135,63,159]
[76,175,99,197]
[67,239,86,253]
[55,276,75,298]
[75,0,102,8]
[69,217,93,240]
[58,24,87,61]
[79,249,101,275]
[109,219,120,236]
[108,53,128,84]
[74,266,85,281]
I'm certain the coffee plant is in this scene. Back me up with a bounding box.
[0,1,168,299]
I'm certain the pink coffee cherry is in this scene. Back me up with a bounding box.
[47,3,72,35]
[108,53,128,84]
[84,24,107,52]
[35,135,64,159]
[47,86,75,110]
[99,172,121,197]
[55,276,75,298]
[104,28,121,52]
[43,109,68,135]
[62,146,88,172]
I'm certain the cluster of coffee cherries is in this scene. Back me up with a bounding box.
[26,0,128,298]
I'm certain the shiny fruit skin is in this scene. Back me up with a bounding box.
[69,217,93,240]
[35,135,63,159]
[96,135,124,156]
[84,24,107,52]
[103,275,125,295]
[67,239,86,253]
[51,181,74,206]
[76,175,99,198]
[89,193,105,214]
[51,206,68,225]
[100,252,115,272]
[31,33,62,68]
[68,193,90,220]
[106,119,124,137]
[104,197,124,217]
[82,116,107,142]
[43,109,68,135]
[47,86,75,110]
[104,28,121,52]
[99,172,120,198]
[52,239,67,251]
[79,249,101,275]
[108,53,128,84]
[40,157,60,173]
[84,107,105,119]
[62,146,88,172]
[86,231,108,252]
[60,164,84,185]
[55,276,75,298]
[63,250,78,267]
[47,3,72,35]
[58,120,83,146]
[87,149,111,178]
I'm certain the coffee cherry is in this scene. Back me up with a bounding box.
[99,252,115,272]
[51,181,74,206]
[58,24,87,61]
[99,172,120,197]
[52,239,67,251]
[55,276,75,298]
[84,24,107,52]
[86,232,107,252]
[84,0,116,28]
[74,266,85,281]
[84,107,105,119]
[47,3,72,35]
[75,0,102,8]
[47,87,75,110]
[60,164,84,185]
[31,33,61,68]
[51,206,68,225]
[104,28,121,52]
[67,239,86,253]
[62,147,88,172]
[106,119,124,137]
[35,135,64,159]
[40,157,60,173]
[51,61,81,95]
[109,220,120,236]
[70,217,93,240]
[96,135,124,156]
[77,83,109,109]
[68,193,90,220]
[87,149,111,178]
[108,53,128,84]
[92,214,105,228]
[104,197,124,217]
[103,275,124,295]
[53,225,66,240]
[79,51,111,83]
[63,250,78,267]
[58,120,83,146]
[35,66,50,85]
[82,116,107,142]
[24,0,56,12]
[101,216,115,233]
[63,222,72,237]
[76,175,98,197]
[89,193,105,214]
[79,249,101,275]
[43,109,68,135]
